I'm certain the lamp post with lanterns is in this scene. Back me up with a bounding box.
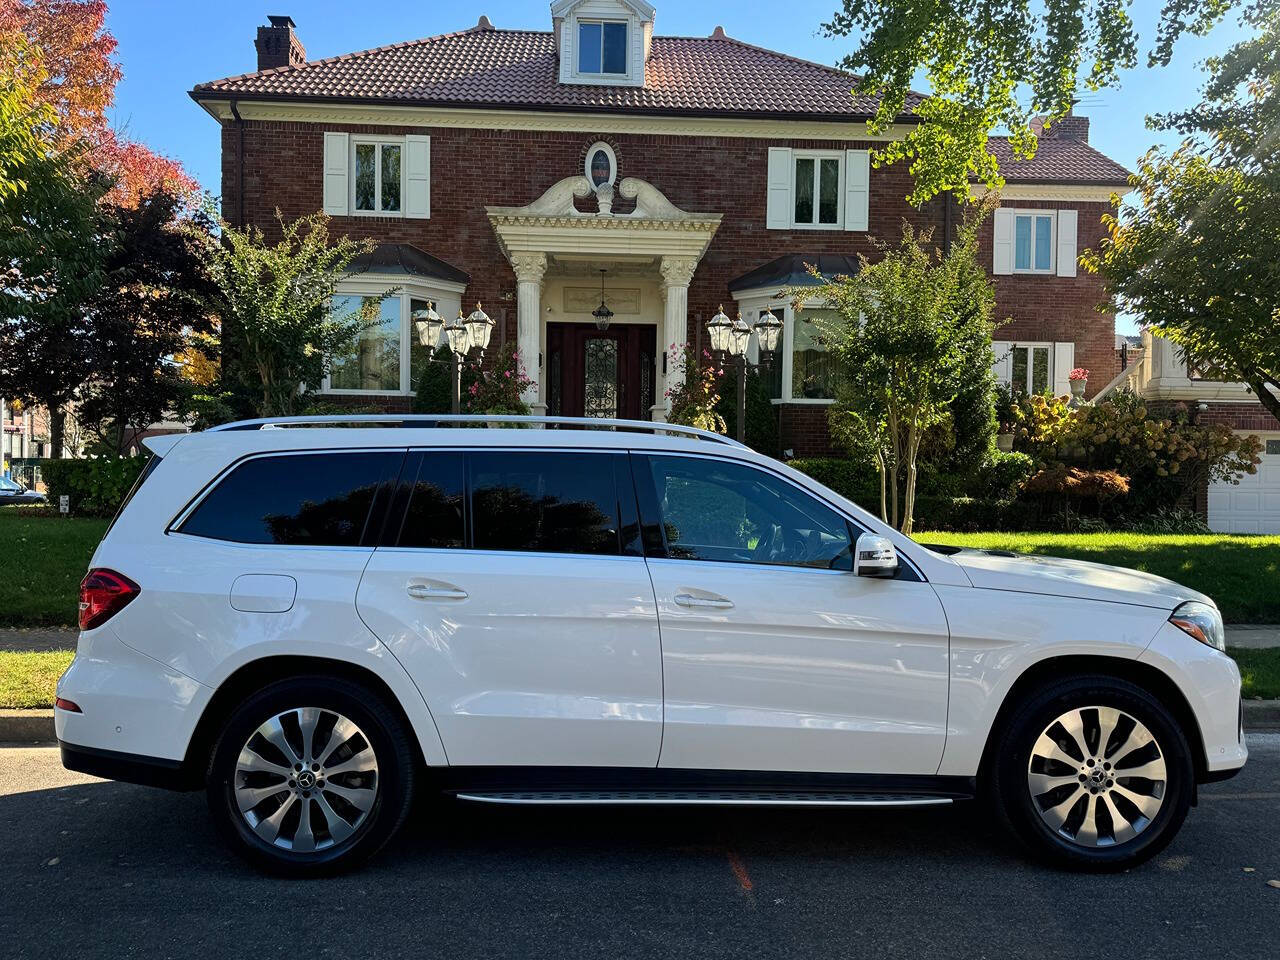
[413,300,495,413]
[706,304,782,443]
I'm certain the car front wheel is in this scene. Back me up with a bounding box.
[991,675,1194,871]
[206,676,415,876]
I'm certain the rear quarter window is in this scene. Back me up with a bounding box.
[178,451,403,546]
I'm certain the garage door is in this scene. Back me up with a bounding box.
[1208,433,1280,533]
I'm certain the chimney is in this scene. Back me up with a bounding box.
[1041,101,1089,143]
[255,15,306,72]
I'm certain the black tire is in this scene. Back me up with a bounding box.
[989,674,1194,871]
[205,675,416,877]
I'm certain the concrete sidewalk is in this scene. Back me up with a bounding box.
[2,623,1280,652]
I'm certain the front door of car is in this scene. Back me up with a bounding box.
[634,453,951,776]
[356,448,663,768]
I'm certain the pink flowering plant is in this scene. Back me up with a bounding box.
[1068,367,1090,382]
[465,342,534,415]
[664,343,727,434]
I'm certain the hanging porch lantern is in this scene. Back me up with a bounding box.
[592,269,615,331]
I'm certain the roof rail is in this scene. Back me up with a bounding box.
[205,414,749,448]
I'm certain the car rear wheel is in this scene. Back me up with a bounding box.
[206,675,415,876]
[991,674,1193,871]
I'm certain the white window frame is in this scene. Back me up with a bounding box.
[350,136,406,218]
[1007,342,1054,394]
[789,150,845,230]
[575,18,628,76]
[1012,210,1056,274]
[321,276,465,396]
[734,289,839,405]
[584,140,617,187]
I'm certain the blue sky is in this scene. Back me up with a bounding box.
[107,0,1248,333]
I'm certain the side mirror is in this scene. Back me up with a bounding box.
[853,533,898,578]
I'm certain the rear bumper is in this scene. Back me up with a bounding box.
[59,740,196,791]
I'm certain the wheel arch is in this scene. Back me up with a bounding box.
[183,655,429,785]
[977,654,1208,785]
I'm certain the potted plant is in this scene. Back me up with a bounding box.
[1068,367,1089,406]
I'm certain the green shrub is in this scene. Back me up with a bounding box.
[715,366,779,455]
[787,457,881,509]
[40,457,149,517]
[980,450,1036,499]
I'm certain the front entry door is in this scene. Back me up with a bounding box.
[547,323,656,420]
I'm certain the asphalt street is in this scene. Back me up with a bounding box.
[2,736,1278,960]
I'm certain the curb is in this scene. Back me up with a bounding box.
[2,702,1279,745]
[0,709,55,743]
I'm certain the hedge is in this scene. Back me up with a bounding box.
[40,456,149,518]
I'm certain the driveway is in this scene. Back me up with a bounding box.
[1,736,1277,959]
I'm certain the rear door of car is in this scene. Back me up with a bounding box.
[356,447,663,767]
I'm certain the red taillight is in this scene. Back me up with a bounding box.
[54,697,82,713]
[78,569,140,631]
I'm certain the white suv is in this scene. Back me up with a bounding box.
[57,415,1246,875]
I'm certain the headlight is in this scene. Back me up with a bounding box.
[1169,600,1225,652]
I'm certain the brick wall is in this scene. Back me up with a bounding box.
[222,119,1116,449]
[977,199,1119,397]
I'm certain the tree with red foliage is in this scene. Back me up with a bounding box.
[0,0,198,203]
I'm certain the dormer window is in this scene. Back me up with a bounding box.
[578,20,627,74]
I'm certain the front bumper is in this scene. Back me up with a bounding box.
[1139,620,1247,778]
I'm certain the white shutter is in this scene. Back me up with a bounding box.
[990,340,1013,385]
[322,132,349,216]
[405,135,431,219]
[766,147,792,230]
[993,207,1014,274]
[844,149,870,232]
[1053,342,1075,396]
[1056,209,1078,277]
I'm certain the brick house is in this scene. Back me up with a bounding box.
[191,3,1135,457]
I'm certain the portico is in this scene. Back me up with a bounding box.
[487,175,720,419]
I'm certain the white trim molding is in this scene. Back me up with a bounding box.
[197,98,915,143]
[972,184,1130,202]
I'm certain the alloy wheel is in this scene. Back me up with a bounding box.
[1026,705,1167,848]
[233,707,379,853]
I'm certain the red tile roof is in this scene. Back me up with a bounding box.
[192,27,920,120]
[192,25,1130,185]
[987,136,1131,186]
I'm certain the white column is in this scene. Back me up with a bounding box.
[658,256,698,421]
[510,252,548,415]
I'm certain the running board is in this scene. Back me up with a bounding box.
[454,790,955,807]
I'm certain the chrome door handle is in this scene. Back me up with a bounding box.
[407,583,468,600]
[674,593,734,609]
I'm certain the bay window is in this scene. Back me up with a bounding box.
[736,295,840,403]
[324,284,464,395]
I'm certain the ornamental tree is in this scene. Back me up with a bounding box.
[820,0,1248,202]
[209,212,385,417]
[806,202,997,533]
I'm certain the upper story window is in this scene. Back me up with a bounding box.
[353,139,402,214]
[794,153,842,227]
[578,20,627,74]
[1014,212,1054,273]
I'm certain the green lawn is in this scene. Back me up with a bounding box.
[0,512,110,628]
[0,650,75,708]
[916,532,1280,624]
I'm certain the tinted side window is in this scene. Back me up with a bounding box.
[180,452,401,546]
[468,451,622,555]
[397,452,465,549]
[645,455,853,569]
